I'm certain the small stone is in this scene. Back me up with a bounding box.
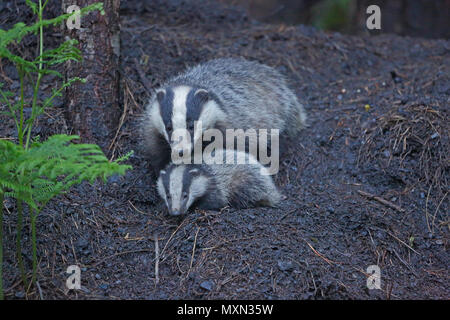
[104,201,115,208]
[76,238,89,249]
[95,273,101,280]
[277,260,294,272]
[99,283,108,290]
[431,133,439,139]
[4,198,14,209]
[200,280,213,291]
[107,174,121,184]
[80,286,90,294]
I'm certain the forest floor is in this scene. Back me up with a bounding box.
[0,0,449,299]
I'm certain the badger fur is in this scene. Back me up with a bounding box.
[156,150,281,216]
[142,57,307,172]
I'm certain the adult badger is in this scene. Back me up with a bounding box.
[142,57,307,172]
[157,150,281,216]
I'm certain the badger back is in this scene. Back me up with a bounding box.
[169,58,306,135]
[206,150,282,208]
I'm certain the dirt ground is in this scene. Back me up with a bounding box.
[1,0,449,299]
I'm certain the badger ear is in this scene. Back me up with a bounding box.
[160,170,166,176]
[194,89,209,102]
[156,89,165,103]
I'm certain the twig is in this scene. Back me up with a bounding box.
[357,190,405,213]
[108,85,129,153]
[392,249,418,277]
[186,227,200,279]
[3,277,24,293]
[303,239,341,265]
[134,58,153,94]
[128,200,147,215]
[286,59,301,80]
[154,234,159,285]
[425,185,432,233]
[70,237,78,265]
[201,236,255,251]
[386,282,393,300]
[160,219,187,258]
[125,80,140,111]
[90,249,152,268]
[36,280,44,300]
[386,231,421,255]
[432,192,448,234]
[310,271,317,294]
[278,208,298,222]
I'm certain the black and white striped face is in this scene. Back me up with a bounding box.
[151,85,225,158]
[157,164,210,216]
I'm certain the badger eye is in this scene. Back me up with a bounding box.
[183,192,188,199]
[166,125,172,132]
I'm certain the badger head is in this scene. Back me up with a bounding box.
[151,85,226,161]
[157,164,209,216]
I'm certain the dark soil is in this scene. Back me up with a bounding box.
[1,0,449,299]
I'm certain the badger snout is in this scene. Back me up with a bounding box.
[176,148,184,157]
[169,208,187,216]
[169,210,181,216]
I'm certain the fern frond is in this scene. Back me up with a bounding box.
[1,135,131,210]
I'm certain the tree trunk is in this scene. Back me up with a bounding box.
[62,0,121,150]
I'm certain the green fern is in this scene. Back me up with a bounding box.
[312,0,355,32]
[1,136,131,211]
[0,1,131,298]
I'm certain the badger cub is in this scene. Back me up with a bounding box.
[142,57,307,173]
[157,150,281,216]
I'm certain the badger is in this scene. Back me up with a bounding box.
[142,57,307,172]
[156,150,281,216]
